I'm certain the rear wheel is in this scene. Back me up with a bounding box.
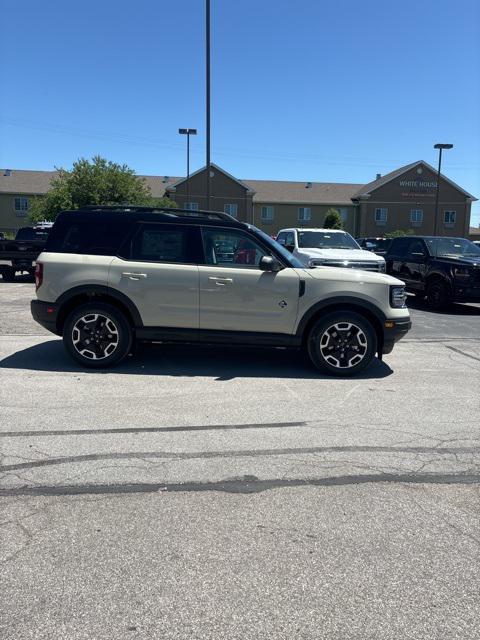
[426,279,449,309]
[307,311,377,377]
[63,303,132,368]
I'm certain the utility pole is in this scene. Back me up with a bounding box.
[206,0,211,209]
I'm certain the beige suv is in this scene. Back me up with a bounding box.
[31,206,411,376]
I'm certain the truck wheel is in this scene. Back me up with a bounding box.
[307,311,377,377]
[426,280,449,309]
[63,303,133,369]
[1,267,15,282]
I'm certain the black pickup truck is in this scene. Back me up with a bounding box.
[0,226,51,281]
[385,235,480,308]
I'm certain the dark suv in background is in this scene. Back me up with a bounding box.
[385,236,480,308]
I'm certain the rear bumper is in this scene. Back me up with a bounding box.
[31,300,59,334]
[381,317,411,355]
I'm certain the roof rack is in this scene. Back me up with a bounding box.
[80,205,235,221]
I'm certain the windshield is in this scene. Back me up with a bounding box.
[251,226,304,268]
[298,231,360,250]
[426,237,480,258]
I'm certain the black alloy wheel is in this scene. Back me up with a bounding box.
[307,311,377,376]
[426,279,449,309]
[63,303,132,368]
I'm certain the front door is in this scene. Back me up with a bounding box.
[199,227,300,334]
[108,223,200,328]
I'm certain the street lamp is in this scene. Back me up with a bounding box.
[178,128,197,207]
[433,143,453,235]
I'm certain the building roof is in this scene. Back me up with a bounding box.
[167,163,255,194]
[0,169,181,199]
[0,169,58,194]
[242,179,362,205]
[352,160,477,200]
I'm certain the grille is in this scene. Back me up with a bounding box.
[312,260,383,272]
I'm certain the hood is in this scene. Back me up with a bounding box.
[299,266,404,286]
[434,255,480,267]
[297,248,384,262]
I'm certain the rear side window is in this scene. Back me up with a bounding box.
[129,224,200,264]
[46,217,134,256]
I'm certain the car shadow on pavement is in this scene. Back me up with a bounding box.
[0,339,393,380]
[406,296,480,316]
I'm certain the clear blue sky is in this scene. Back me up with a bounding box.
[1,0,479,224]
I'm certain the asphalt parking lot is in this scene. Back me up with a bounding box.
[1,281,479,640]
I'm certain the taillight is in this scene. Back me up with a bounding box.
[35,262,43,290]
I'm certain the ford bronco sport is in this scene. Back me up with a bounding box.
[31,206,411,376]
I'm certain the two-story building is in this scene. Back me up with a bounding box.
[0,161,476,238]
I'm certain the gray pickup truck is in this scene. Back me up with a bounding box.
[0,226,51,281]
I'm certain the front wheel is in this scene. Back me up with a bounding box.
[426,279,449,309]
[307,311,377,377]
[63,303,132,368]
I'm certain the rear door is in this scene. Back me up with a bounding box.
[198,227,300,334]
[404,239,429,291]
[108,223,200,328]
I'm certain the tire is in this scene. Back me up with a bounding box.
[1,267,15,282]
[426,279,449,309]
[307,311,377,377]
[63,302,133,369]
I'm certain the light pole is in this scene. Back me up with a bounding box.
[206,0,211,210]
[178,128,197,207]
[433,143,453,235]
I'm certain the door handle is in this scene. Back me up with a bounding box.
[208,276,233,283]
[122,272,147,280]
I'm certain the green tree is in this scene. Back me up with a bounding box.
[384,229,414,238]
[323,208,343,229]
[29,156,176,222]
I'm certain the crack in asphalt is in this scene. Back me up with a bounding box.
[0,473,479,497]
[0,445,478,473]
[445,345,480,363]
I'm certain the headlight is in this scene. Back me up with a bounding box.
[390,285,406,308]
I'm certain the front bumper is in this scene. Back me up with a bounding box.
[381,317,412,355]
[31,300,59,334]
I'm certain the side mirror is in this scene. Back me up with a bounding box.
[259,256,283,272]
[285,243,295,253]
[277,238,286,246]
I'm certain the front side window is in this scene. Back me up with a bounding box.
[201,228,268,268]
[297,230,359,249]
[131,225,190,263]
[444,210,456,224]
[185,202,199,211]
[298,207,311,222]
[410,209,423,223]
[14,196,29,214]
[224,203,238,217]
[375,208,387,224]
[261,206,275,222]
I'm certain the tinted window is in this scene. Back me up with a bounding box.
[131,225,191,263]
[46,217,133,255]
[297,231,359,249]
[408,240,426,256]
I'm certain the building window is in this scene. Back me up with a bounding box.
[410,209,423,224]
[261,206,274,222]
[298,207,311,222]
[14,197,29,215]
[224,204,238,217]
[339,208,348,223]
[185,202,198,211]
[444,210,456,225]
[375,208,387,225]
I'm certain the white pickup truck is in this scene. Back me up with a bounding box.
[276,228,386,272]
